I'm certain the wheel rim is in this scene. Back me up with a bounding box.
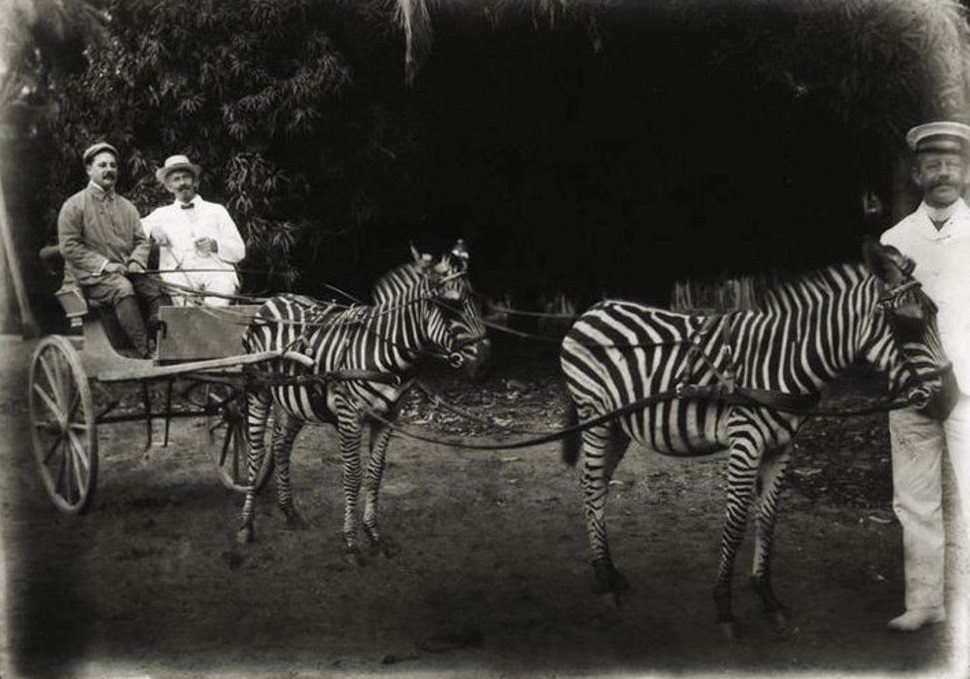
[29,336,98,513]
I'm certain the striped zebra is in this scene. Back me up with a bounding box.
[236,241,490,562]
[559,239,955,636]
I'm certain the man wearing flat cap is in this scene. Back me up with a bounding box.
[880,121,970,632]
[57,142,171,358]
[141,154,245,307]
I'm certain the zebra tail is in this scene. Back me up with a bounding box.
[562,399,581,467]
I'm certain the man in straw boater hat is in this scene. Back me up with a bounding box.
[141,154,245,307]
[58,141,171,358]
[880,121,970,633]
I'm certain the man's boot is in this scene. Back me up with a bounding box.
[115,295,150,358]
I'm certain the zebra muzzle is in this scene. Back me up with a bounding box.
[447,352,466,369]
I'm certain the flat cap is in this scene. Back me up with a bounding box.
[82,141,119,165]
[905,121,970,154]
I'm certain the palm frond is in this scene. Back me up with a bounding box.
[396,0,433,86]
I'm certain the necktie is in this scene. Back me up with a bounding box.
[930,217,948,231]
[180,202,195,210]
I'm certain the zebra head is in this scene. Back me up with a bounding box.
[418,240,491,380]
[372,241,490,380]
[861,238,958,420]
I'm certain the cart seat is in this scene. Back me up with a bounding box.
[40,245,90,328]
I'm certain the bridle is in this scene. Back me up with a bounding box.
[875,276,952,396]
[427,272,489,368]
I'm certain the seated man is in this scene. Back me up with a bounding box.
[141,155,246,307]
[58,142,171,358]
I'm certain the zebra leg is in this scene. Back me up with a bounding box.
[336,410,366,565]
[713,436,764,638]
[362,421,400,558]
[271,410,308,531]
[579,422,631,595]
[750,443,793,631]
[236,389,273,545]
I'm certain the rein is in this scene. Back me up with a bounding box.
[369,379,922,452]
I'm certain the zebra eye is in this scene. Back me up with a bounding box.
[893,303,924,322]
[890,310,927,342]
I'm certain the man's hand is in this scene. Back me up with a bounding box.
[127,260,147,274]
[194,237,218,256]
[103,261,126,275]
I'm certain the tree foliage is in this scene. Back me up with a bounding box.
[13,0,970,304]
[43,0,421,289]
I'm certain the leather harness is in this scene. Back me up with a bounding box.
[674,313,823,412]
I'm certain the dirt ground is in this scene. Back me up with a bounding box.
[2,334,969,679]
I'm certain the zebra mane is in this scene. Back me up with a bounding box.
[371,261,424,305]
[756,262,870,311]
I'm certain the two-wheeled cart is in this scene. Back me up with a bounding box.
[27,247,310,514]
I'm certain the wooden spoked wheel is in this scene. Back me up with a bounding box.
[28,335,98,514]
[204,384,273,493]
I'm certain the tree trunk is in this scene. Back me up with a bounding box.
[0,146,39,339]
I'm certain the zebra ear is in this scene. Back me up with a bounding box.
[450,239,470,260]
[862,237,910,285]
[447,239,470,272]
[410,243,434,270]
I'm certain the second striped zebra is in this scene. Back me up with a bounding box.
[559,239,955,636]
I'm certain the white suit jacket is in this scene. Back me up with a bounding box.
[881,198,970,395]
[142,196,245,293]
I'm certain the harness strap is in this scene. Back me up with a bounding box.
[677,314,737,393]
[244,368,402,388]
[368,387,686,451]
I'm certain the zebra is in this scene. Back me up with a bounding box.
[559,238,955,636]
[236,240,490,562]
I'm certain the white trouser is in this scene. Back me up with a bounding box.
[889,395,970,611]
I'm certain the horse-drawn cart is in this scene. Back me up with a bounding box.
[27,246,301,514]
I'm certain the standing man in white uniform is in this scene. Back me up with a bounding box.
[880,121,970,634]
[142,154,246,306]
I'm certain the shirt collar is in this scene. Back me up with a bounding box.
[87,181,115,200]
[916,198,969,239]
[172,194,203,210]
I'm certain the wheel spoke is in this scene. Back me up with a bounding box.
[66,440,77,501]
[42,432,64,465]
[38,352,64,409]
[67,430,91,475]
[220,425,233,466]
[70,438,87,494]
[55,448,69,499]
[33,383,62,419]
[51,350,71,410]
[65,389,81,422]
[230,429,242,481]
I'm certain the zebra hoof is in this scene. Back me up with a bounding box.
[769,610,792,638]
[718,621,738,640]
[592,562,630,595]
[235,525,254,545]
[284,510,309,531]
[344,547,365,567]
[369,537,400,559]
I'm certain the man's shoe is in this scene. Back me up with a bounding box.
[887,606,946,632]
